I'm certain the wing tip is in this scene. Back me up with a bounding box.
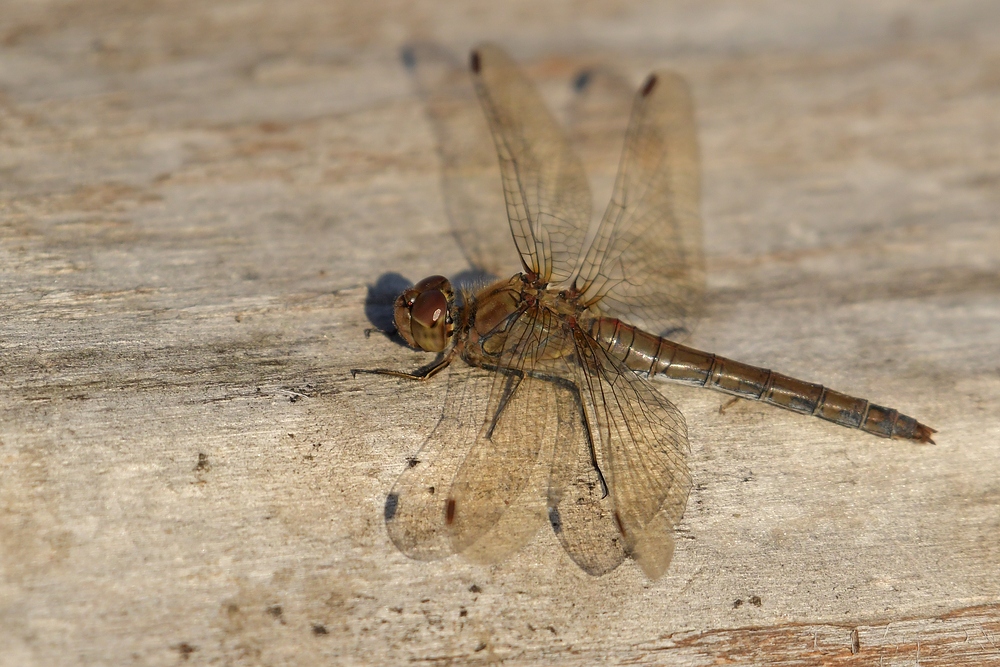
[400,46,416,70]
[641,73,657,97]
[384,492,399,521]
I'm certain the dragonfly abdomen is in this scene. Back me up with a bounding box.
[590,318,935,443]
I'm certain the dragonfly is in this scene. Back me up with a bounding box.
[355,43,935,580]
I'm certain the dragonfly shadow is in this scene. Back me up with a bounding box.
[363,272,411,345]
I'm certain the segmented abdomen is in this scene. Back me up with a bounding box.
[589,318,935,443]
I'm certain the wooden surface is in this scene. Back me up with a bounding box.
[2,1,999,665]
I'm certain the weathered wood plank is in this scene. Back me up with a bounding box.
[1,1,998,665]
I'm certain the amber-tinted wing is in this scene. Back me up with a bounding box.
[444,302,689,576]
[383,363,496,561]
[445,321,561,558]
[383,360,551,563]
[471,43,592,284]
[564,328,692,579]
[544,355,629,576]
[575,70,705,337]
[449,301,691,578]
[385,307,568,564]
[384,300,690,577]
[401,43,522,279]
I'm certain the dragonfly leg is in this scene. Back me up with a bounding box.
[350,351,455,381]
[543,376,609,498]
[559,378,610,499]
[485,365,609,499]
[486,371,524,440]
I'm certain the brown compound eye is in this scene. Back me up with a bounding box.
[412,275,452,294]
[411,290,447,329]
[392,275,454,352]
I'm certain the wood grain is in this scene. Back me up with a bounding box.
[1,1,998,665]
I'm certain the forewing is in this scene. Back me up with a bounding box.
[445,307,564,559]
[401,43,521,279]
[575,71,705,337]
[572,329,692,579]
[471,43,592,284]
[383,363,495,560]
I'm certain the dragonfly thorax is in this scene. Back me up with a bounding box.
[394,275,456,353]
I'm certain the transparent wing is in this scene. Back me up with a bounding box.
[545,360,629,576]
[448,304,662,576]
[385,303,691,578]
[471,43,592,284]
[447,300,691,578]
[386,307,564,564]
[401,43,521,279]
[383,363,495,560]
[445,305,567,558]
[570,328,693,579]
[575,70,705,337]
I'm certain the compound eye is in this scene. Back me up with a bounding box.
[411,290,447,329]
[392,275,454,352]
[413,275,451,293]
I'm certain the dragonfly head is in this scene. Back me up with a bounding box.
[394,275,455,353]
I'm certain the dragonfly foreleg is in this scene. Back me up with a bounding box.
[486,371,524,440]
[350,351,455,381]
